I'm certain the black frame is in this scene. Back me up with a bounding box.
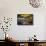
[17,14,33,25]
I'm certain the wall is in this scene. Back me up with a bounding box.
[0,0,46,40]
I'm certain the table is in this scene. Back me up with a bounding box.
[14,40,46,46]
[5,39,46,46]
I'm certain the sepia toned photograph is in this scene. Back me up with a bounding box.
[17,14,33,25]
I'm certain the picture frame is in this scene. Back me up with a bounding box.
[17,14,33,25]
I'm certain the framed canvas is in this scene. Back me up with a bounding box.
[17,14,33,25]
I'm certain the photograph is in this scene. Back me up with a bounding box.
[17,14,33,25]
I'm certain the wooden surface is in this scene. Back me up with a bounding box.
[6,39,46,46]
[10,40,46,43]
[24,43,28,46]
[1,40,46,46]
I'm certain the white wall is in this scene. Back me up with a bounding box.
[0,0,46,40]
